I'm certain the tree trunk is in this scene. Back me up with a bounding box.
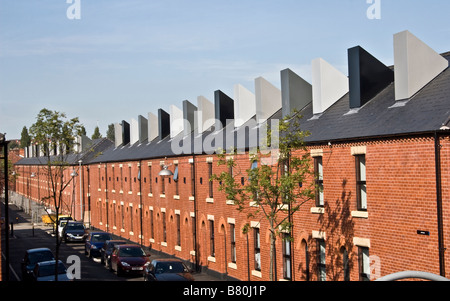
[269,229,276,281]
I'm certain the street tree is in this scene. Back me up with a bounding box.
[212,110,316,281]
[20,126,31,149]
[91,126,102,139]
[29,108,83,281]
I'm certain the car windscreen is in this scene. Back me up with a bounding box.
[38,262,67,277]
[28,251,55,265]
[66,224,84,230]
[118,247,145,257]
[91,233,112,242]
[155,262,186,274]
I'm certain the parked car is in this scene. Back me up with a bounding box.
[85,232,113,258]
[61,221,86,243]
[57,216,73,238]
[32,260,70,281]
[110,244,151,276]
[144,258,194,281]
[100,240,128,267]
[21,248,55,281]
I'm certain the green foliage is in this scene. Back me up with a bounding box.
[91,126,102,139]
[20,126,31,148]
[211,109,316,280]
[29,108,83,159]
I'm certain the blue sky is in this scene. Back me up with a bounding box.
[1,0,450,139]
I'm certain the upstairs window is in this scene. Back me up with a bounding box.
[355,155,367,211]
[314,157,324,207]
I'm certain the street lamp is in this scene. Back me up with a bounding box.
[158,165,173,177]
[71,169,78,220]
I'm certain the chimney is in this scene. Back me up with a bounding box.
[138,115,148,143]
[114,123,122,147]
[196,96,215,134]
[281,68,312,117]
[148,112,158,143]
[158,109,170,140]
[348,46,394,109]
[255,77,282,123]
[121,120,130,146]
[130,118,139,145]
[170,105,184,139]
[183,100,197,136]
[394,30,449,101]
[312,58,349,115]
[234,84,256,127]
[214,90,234,130]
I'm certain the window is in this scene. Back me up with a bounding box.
[162,212,167,242]
[128,166,132,192]
[150,210,154,239]
[130,205,133,232]
[121,204,124,230]
[254,228,261,271]
[209,220,215,257]
[314,157,324,207]
[176,213,181,246]
[230,224,236,263]
[208,163,213,198]
[355,155,367,210]
[191,216,196,251]
[112,167,115,191]
[302,240,310,281]
[317,239,326,281]
[282,234,292,280]
[161,166,165,195]
[149,165,153,194]
[174,165,179,196]
[341,247,350,281]
[359,247,370,281]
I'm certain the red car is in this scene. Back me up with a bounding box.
[110,244,151,276]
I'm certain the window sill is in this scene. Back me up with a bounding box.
[228,262,237,270]
[208,256,216,262]
[206,198,214,203]
[351,210,368,218]
[251,270,262,278]
[173,195,180,200]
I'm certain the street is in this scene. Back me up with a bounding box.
[1,200,218,282]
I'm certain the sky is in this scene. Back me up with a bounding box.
[1,0,450,140]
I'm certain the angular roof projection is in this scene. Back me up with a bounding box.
[312,58,349,115]
[348,46,394,109]
[16,31,450,166]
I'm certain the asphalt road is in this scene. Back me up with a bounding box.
[1,200,219,282]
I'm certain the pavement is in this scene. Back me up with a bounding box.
[1,198,225,282]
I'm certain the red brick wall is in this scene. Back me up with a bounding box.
[14,134,450,281]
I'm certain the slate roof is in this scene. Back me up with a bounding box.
[16,53,450,166]
[15,138,113,166]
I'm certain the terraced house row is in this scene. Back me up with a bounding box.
[13,30,450,281]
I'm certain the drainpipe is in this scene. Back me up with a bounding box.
[105,163,109,233]
[192,155,199,272]
[139,160,143,247]
[434,131,446,277]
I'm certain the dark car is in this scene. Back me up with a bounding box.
[32,260,70,281]
[100,240,127,267]
[110,244,151,276]
[21,248,55,281]
[85,232,113,259]
[144,259,194,281]
[61,221,86,243]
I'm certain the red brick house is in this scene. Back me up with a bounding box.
[13,30,450,281]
